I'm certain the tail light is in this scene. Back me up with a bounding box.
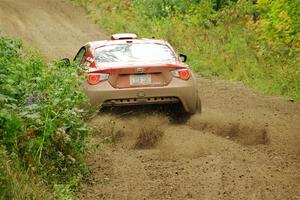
[87,73,109,85]
[171,69,190,80]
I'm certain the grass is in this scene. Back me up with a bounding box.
[0,146,53,200]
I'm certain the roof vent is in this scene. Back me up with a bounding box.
[111,33,138,40]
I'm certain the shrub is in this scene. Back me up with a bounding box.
[0,36,90,198]
[257,0,300,48]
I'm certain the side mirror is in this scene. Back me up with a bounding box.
[60,58,71,66]
[179,54,187,62]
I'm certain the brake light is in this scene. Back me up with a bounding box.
[179,70,190,80]
[171,69,190,80]
[88,75,100,85]
[87,73,109,85]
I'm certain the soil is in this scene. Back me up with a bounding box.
[0,0,107,60]
[1,1,299,199]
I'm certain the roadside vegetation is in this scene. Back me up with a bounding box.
[72,0,300,100]
[1,1,299,199]
[0,36,91,199]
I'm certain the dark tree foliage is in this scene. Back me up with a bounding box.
[213,0,238,11]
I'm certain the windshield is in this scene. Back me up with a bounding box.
[94,43,176,64]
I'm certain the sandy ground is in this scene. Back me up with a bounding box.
[0,1,299,199]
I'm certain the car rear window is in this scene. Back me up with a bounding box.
[94,43,176,64]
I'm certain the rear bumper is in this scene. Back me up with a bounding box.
[83,77,198,113]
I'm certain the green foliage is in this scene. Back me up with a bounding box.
[212,0,239,10]
[133,0,239,18]
[257,0,300,48]
[54,184,74,200]
[72,0,300,100]
[0,146,53,200]
[134,0,199,18]
[0,36,91,199]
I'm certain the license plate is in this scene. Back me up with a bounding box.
[130,74,151,85]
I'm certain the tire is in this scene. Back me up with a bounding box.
[188,96,202,115]
[168,95,201,123]
[168,103,193,123]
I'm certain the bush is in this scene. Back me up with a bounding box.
[257,0,300,48]
[0,36,90,198]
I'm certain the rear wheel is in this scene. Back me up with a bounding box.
[169,96,201,123]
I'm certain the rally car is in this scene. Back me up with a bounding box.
[72,33,201,115]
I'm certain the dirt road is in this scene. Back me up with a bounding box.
[1,1,299,199]
[0,0,107,60]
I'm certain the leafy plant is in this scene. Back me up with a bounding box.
[256,0,300,50]
[0,36,92,198]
